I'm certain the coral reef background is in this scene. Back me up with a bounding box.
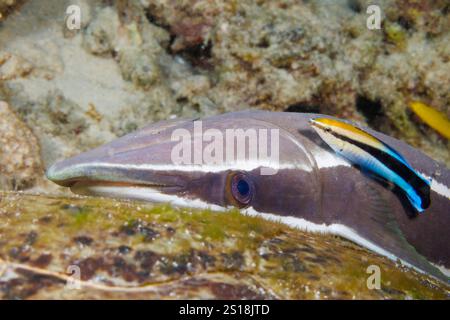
[0,0,449,192]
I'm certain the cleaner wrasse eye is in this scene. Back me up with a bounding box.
[46,111,450,282]
[309,117,431,213]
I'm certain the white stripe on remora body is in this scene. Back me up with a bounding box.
[58,159,449,199]
[73,183,429,277]
[423,174,450,200]
[57,161,300,177]
[314,149,351,169]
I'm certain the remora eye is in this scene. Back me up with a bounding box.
[229,172,253,207]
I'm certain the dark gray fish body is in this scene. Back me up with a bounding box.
[47,111,450,281]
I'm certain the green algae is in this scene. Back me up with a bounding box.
[384,23,407,48]
[66,205,94,228]
[0,191,448,299]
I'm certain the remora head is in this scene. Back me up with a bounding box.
[47,112,321,215]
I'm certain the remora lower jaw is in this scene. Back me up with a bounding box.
[69,181,178,203]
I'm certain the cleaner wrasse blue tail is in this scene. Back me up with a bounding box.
[310,117,431,213]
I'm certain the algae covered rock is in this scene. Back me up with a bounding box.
[0,101,43,190]
[0,192,448,299]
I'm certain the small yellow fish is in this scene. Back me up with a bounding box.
[409,101,450,140]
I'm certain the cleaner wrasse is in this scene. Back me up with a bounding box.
[46,111,450,282]
[309,118,431,213]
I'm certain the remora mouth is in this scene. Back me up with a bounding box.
[68,180,179,203]
[46,161,183,195]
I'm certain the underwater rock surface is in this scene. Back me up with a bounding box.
[0,0,21,21]
[0,192,448,299]
[0,101,43,190]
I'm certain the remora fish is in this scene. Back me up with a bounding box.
[47,111,450,282]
